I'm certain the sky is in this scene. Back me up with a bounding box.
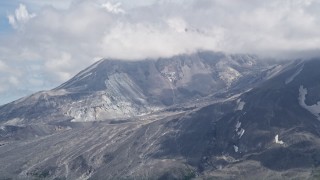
[0,0,320,105]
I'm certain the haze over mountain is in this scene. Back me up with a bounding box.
[1,51,320,179]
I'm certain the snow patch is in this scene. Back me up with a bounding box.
[238,128,245,138]
[275,134,284,144]
[235,121,245,138]
[266,65,285,80]
[285,64,304,84]
[235,121,241,132]
[299,85,320,120]
[233,145,239,153]
[235,99,245,111]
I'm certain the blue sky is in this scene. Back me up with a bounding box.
[0,0,72,104]
[1,0,320,105]
[0,16,11,35]
[0,1,16,35]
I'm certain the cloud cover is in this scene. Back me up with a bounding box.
[7,4,36,29]
[1,0,320,104]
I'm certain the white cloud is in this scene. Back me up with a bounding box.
[7,4,36,29]
[100,22,223,59]
[45,52,74,82]
[1,0,320,104]
[15,4,36,22]
[9,76,20,86]
[101,2,125,14]
[7,15,16,28]
[167,17,188,33]
[0,61,9,71]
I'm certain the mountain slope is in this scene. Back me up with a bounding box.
[2,53,320,179]
[0,51,270,126]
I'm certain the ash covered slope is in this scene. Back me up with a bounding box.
[193,58,320,179]
[92,58,320,179]
[1,58,320,179]
[0,51,269,125]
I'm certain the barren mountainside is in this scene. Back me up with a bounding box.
[1,52,320,179]
[0,51,268,123]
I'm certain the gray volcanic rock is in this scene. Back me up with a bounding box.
[2,52,320,179]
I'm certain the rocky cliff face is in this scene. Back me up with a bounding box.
[2,52,320,179]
